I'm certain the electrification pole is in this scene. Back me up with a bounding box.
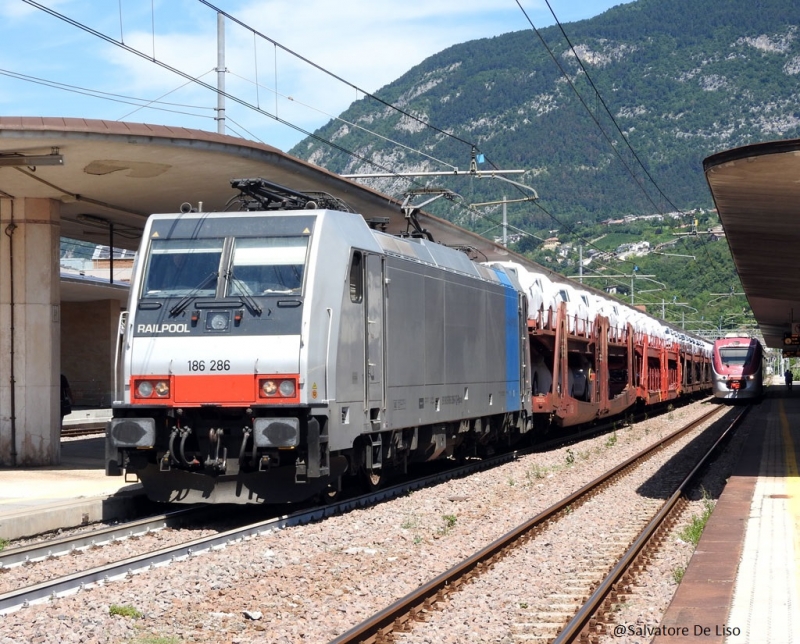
[216,13,225,134]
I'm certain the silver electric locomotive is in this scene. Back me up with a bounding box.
[106,179,532,503]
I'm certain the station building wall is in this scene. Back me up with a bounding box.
[61,300,121,407]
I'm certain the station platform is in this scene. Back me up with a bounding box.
[0,415,144,541]
[1,390,799,640]
[655,382,800,643]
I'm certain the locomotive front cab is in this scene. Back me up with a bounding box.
[712,337,763,399]
[106,209,346,503]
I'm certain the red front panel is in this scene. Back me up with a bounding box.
[173,374,257,405]
[130,373,300,406]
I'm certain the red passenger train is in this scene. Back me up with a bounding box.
[711,336,764,401]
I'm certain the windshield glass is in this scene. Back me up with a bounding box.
[228,237,308,295]
[718,347,752,366]
[142,238,223,298]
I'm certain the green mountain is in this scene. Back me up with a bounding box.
[288,0,798,335]
[290,0,800,234]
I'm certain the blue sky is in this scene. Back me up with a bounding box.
[0,1,633,151]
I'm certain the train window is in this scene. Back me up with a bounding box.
[718,347,753,366]
[349,251,363,303]
[228,237,308,295]
[142,238,223,298]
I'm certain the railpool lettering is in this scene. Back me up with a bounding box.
[137,323,190,334]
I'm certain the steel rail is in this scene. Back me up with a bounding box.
[60,426,106,438]
[552,404,750,644]
[329,405,726,644]
[0,506,208,569]
[0,443,521,615]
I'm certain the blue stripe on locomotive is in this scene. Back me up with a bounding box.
[493,269,521,410]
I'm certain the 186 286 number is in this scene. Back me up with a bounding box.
[187,359,231,372]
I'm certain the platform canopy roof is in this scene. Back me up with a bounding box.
[0,115,612,306]
[0,117,717,335]
[704,139,800,349]
[0,117,522,255]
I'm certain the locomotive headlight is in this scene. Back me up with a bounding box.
[133,378,171,400]
[259,377,298,400]
[206,311,230,332]
[136,381,154,398]
[279,379,296,397]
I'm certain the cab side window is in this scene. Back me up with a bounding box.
[349,251,363,303]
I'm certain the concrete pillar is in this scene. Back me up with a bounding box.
[0,198,61,466]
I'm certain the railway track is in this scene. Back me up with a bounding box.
[60,425,106,439]
[0,444,524,614]
[0,506,207,569]
[328,403,740,644]
[2,399,724,627]
[555,405,749,644]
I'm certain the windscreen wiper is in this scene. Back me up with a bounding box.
[226,271,263,316]
[169,272,218,317]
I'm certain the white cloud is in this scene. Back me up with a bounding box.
[91,0,526,147]
[0,0,72,20]
[0,0,631,149]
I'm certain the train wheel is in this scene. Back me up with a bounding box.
[357,435,389,491]
[318,478,342,504]
[362,466,387,492]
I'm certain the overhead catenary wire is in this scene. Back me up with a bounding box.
[537,0,725,275]
[225,70,459,171]
[193,0,479,151]
[542,0,682,215]
[513,0,664,218]
[0,68,218,121]
[115,69,218,121]
[18,1,716,313]
[223,114,265,144]
[19,0,420,187]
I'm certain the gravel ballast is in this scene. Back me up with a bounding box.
[0,400,744,644]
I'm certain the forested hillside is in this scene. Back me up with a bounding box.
[288,0,799,333]
[291,0,800,229]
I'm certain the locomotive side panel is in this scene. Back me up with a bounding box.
[305,213,388,452]
[382,258,523,430]
[424,270,446,386]
[329,250,369,446]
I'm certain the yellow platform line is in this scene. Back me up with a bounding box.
[778,399,800,606]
